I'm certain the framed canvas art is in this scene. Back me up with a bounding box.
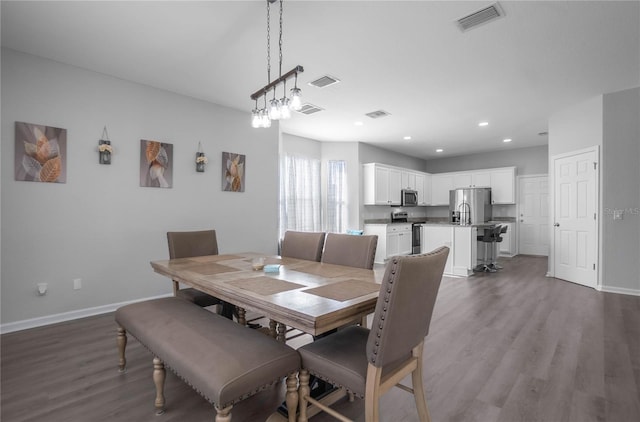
[15,121,67,183]
[140,140,173,188]
[222,152,245,192]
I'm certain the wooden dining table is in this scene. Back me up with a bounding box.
[150,252,383,339]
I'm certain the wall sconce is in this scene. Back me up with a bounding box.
[98,126,112,165]
[195,142,207,172]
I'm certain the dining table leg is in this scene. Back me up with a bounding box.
[269,319,278,338]
[277,323,286,343]
[237,307,247,326]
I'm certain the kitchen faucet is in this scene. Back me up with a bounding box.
[458,201,471,225]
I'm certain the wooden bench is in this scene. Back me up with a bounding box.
[115,297,300,422]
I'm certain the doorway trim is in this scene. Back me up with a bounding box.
[548,145,600,289]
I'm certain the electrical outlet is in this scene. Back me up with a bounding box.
[37,282,48,295]
[73,278,82,290]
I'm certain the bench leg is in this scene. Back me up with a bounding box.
[117,326,127,372]
[214,404,232,422]
[297,369,310,422]
[153,357,166,415]
[285,373,298,422]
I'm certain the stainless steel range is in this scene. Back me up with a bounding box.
[391,211,422,254]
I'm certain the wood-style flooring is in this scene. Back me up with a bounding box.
[2,255,639,421]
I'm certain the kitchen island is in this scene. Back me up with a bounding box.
[420,222,495,277]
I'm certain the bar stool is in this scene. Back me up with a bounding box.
[474,225,502,273]
[489,225,508,270]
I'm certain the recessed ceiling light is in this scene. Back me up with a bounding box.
[354,121,363,126]
[436,149,443,153]
[478,121,489,127]
[403,136,412,140]
[503,138,512,143]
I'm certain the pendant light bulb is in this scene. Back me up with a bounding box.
[269,98,282,120]
[280,97,291,119]
[290,87,302,111]
[251,108,261,128]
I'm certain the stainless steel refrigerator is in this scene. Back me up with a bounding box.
[449,187,492,225]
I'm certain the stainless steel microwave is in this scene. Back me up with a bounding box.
[401,189,418,206]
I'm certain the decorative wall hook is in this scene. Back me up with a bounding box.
[195,142,207,172]
[98,126,112,165]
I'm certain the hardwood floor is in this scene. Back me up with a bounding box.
[2,255,639,421]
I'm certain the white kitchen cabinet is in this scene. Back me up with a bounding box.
[364,223,412,264]
[496,222,516,256]
[422,224,477,276]
[454,171,491,188]
[453,173,472,189]
[401,171,417,190]
[421,225,453,274]
[431,173,454,205]
[363,163,402,205]
[490,167,516,204]
[415,173,431,205]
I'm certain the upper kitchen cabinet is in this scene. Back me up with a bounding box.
[430,167,515,205]
[416,173,431,205]
[453,171,491,188]
[489,167,516,204]
[431,173,454,205]
[401,171,417,190]
[363,163,402,205]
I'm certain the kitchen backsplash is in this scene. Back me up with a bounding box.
[363,204,517,222]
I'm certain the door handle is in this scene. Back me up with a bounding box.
[554,223,560,227]
[520,220,524,222]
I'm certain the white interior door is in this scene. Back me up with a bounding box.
[553,149,598,288]
[518,175,549,255]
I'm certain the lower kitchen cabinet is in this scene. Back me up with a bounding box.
[494,221,516,257]
[421,225,477,276]
[364,223,412,264]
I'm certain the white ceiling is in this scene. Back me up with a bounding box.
[2,1,638,159]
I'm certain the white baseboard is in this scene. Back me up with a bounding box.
[597,285,640,296]
[0,293,173,334]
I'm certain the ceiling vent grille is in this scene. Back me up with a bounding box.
[296,103,324,115]
[308,75,340,88]
[456,2,505,32]
[365,110,391,119]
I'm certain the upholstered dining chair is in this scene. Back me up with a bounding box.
[321,233,378,270]
[297,246,449,422]
[166,230,234,319]
[280,230,326,262]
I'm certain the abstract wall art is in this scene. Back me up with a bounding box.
[222,152,245,192]
[140,139,173,188]
[15,121,67,183]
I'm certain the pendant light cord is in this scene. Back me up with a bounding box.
[278,0,283,79]
[266,0,271,84]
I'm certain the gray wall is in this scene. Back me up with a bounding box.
[602,87,640,292]
[548,88,640,294]
[425,145,548,175]
[1,49,280,326]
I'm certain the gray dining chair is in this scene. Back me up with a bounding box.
[280,230,326,262]
[321,233,378,270]
[166,230,234,318]
[297,246,449,422]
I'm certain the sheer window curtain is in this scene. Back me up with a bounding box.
[326,160,348,233]
[279,154,322,241]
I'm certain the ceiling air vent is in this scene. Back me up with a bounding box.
[365,110,391,119]
[308,75,340,88]
[456,2,505,32]
[296,103,324,115]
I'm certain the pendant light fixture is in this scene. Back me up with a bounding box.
[250,0,303,128]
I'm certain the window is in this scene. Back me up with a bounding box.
[326,160,348,233]
[279,154,321,240]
